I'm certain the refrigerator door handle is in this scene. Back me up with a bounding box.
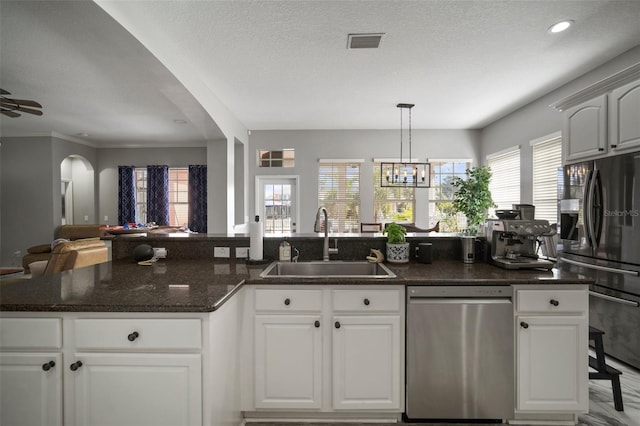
[583,169,595,248]
[589,290,640,307]
[591,169,603,248]
[562,257,640,276]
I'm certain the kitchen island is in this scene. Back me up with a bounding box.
[0,257,591,426]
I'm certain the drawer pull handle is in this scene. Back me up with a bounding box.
[42,361,55,371]
[550,299,560,306]
[364,298,370,306]
[70,361,83,371]
[128,331,139,341]
[284,298,291,306]
[334,321,341,329]
[314,320,320,328]
[520,321,529,329]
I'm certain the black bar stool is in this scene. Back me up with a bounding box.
[588,326,624,411]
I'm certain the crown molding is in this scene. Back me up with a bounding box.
[550,62,640,111]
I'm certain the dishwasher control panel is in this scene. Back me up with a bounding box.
[408,285,512,298]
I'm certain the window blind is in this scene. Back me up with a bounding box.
[532,136,562,223]
[318,162,361,233]
[487,148,520,214]
[373,162,415,223]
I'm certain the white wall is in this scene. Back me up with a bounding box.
[97,146,207,226]
[481,45,640,204]
[248,129,480,232]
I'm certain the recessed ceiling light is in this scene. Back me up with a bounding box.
[347,33,384,49]
[174,119,187,124]
[548,20,574,34]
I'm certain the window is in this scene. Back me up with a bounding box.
[258,149,295,168]
[532,134,562,223]
[373,161,415,224]
[135,167,189,226]
[428,159,472,232]
[487,147,521,217]
[318,161,361,233]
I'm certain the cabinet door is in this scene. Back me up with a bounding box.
[254,314,322,409]
[564,95,608,163]
[517,316,588,412]
[0,353,63,426]
[610,79,640,153]
[332,315,401,410]
[71,353,201,426]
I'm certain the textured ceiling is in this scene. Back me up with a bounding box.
[2,0,640,147]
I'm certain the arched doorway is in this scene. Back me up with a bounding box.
[60,155,95,225]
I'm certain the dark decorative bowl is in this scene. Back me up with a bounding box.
[495,209,520,219]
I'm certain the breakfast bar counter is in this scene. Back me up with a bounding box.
[0,258,591,312]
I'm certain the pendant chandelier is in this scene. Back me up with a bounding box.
[380,103,431,188]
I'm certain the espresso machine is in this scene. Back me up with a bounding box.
[484,219,555,270]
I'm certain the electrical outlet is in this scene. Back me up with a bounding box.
[214,247,230,258]
[235,247,249,258]
[153,248,167,258]
[84,215,89,222]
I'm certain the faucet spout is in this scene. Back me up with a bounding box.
[315,207,338,261]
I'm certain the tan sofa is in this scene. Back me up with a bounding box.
[22,225,106,273]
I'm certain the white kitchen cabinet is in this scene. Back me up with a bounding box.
[70,353,201,426]
[0,353,63,426]
[0,317,63,426]
[563,95,608,163]
[332,315,401,410]
[610,79,640,153]
[248,285,404,414]
[254,314,322,409]
[515,287,588,414]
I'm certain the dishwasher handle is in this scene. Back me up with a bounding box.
[409,298,512,305]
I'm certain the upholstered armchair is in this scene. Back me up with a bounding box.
[22,225,106,273]
[29,237,108,277]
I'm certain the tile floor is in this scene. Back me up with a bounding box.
[248,353,640,426]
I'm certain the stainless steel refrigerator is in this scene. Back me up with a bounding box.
[558,151,640,369]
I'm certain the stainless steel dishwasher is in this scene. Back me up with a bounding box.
[406,286,514,421]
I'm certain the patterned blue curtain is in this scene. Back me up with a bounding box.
[117,166,136,225]
[146,165,169,225]
[188,165,207,233]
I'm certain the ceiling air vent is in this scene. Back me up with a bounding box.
[347,33,384,49]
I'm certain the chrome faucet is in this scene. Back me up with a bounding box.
[314,207,338,261]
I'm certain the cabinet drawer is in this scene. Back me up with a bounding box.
[255,289,322,312]
[517,289,588,313]
[332,289,401,312]
[74,319,201,351]
[0,318,62,349]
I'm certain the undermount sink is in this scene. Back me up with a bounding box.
[259,261,396,279]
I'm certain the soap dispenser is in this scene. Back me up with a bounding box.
[279,240,291,261]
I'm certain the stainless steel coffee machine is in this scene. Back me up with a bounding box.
[485,219,555,270]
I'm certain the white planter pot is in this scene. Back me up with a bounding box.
[386,242,410,263]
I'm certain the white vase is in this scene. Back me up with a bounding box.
[386,242,410,263]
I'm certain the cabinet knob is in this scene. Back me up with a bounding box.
[314,320,320,328]
[550,299,560,306]
[610,145,617,149]
[70,361,83,371]
[128,331,139,341]
[598,148,605,151]
[520,321,529,329]
[42,361,55,371]
[363,298,370,306]
[334,321,341,329]
[284,298,291,306]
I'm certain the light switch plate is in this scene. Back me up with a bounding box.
[235,247,249,258]
[214,247,230,258]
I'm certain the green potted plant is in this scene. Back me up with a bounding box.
[451,166,496,235]
[383,222,410,263]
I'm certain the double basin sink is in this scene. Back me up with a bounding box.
[259,260,396,279]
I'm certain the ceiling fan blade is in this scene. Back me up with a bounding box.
[0,109,21,118]
[0,88,10,95]
[14,105,43,116]
[2,97,42,108]
[0,103,42,116]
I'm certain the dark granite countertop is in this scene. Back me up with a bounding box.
[0,259,591,313]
